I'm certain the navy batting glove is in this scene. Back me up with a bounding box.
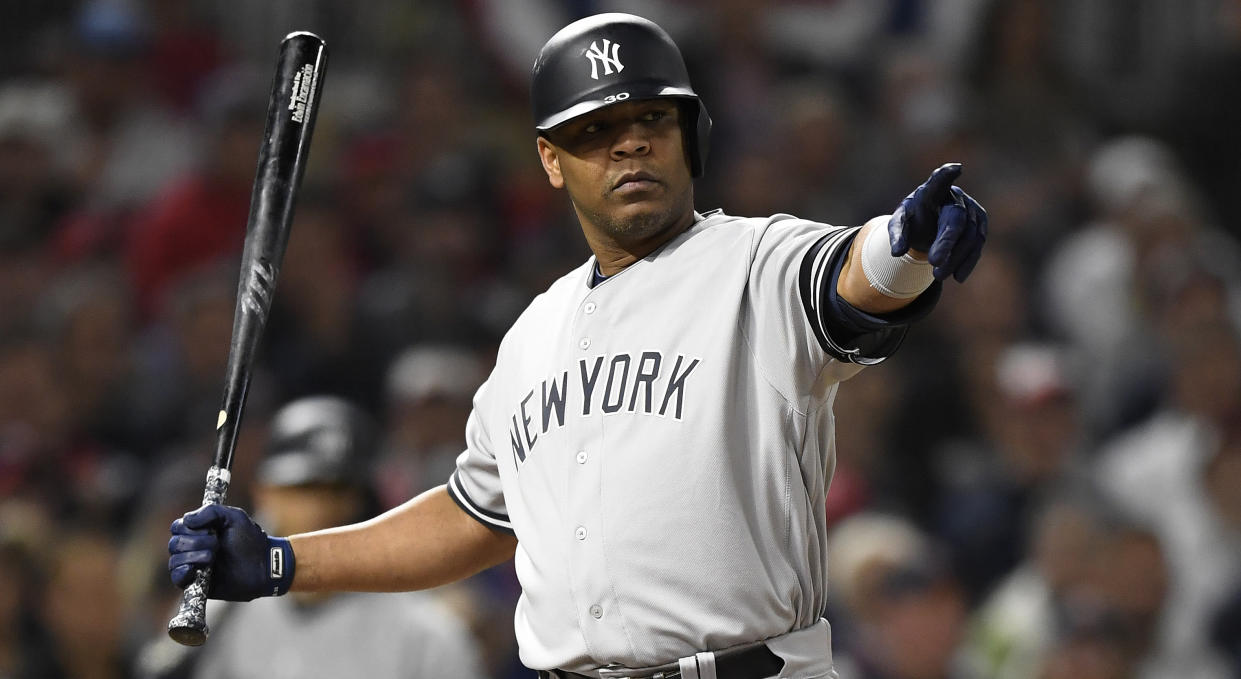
[888,163,988,282]
[168,504,295,601]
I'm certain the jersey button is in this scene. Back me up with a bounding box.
[575,526,588,541]
[576,450,588,464]
[578,338,591,350]
[584,302,597,314]
[589,604,603,619]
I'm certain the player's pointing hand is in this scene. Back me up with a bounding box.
[888,163,988,282]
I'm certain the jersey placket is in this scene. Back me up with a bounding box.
[564,285,626,658]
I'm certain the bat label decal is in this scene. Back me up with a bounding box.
[289,63,316,122]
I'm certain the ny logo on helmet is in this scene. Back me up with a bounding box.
[585,39,624,80]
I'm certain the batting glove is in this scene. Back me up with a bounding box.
[888,163,988,282]
[169,504,295,601]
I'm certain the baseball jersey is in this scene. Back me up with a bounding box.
[447,210,926,674]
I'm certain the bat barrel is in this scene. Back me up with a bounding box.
[216,30,327,473]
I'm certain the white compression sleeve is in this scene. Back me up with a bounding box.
[859,216,935,299]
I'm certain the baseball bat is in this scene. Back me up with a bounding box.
[167,31,328,647]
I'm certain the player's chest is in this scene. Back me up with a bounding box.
[515,266,746,387]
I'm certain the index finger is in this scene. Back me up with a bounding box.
[180,503,227,531]
[920,163,963,202]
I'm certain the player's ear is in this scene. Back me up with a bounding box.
[536,136,565,189]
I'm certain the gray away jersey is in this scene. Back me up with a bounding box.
[449,211,881,675]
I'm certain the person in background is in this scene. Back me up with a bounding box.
[375,344,487,506]
[828,513,978,679]
[189,395,488,679]
[40,531,129,679]
[375,345,523,679]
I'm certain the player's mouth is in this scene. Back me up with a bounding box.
[611,171,660,195]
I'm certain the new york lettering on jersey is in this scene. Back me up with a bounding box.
[508,351,701,463]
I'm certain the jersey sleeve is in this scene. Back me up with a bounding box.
[743,216,854,399]
[446,378,515,536]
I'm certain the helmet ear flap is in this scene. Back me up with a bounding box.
[691,100,712,178]
[677,99,711,178]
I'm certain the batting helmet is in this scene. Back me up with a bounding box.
[531,13,712,177]
[257,396,378,488]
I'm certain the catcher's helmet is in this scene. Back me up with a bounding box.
[257,396,378,488]
[531,13,712,177]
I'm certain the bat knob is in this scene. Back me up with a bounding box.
[167,621,208,647]
[167,566,212,646]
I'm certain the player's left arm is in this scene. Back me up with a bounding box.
[837,163,987,313]
[795,163,986,365]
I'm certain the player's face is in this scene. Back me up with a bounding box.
[537,99,694,246]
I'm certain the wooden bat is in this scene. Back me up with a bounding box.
[167,31,327,647]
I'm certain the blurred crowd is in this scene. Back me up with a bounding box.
[1,0,1240,678]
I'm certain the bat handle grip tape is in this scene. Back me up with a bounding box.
[168,565,213,646]
[166,465,231,646]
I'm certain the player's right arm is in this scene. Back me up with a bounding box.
[290,485,516,592]
[168,486,517,600]
[172,375,517,601]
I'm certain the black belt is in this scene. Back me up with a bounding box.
[536,643,784,679]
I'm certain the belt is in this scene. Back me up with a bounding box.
[537,642,784,679]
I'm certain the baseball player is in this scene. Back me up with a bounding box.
[169,13,986,679]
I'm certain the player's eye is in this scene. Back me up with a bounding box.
[583,121,605,134]
[641,110,665,122]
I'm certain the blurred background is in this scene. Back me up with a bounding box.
[0,0,1239,678]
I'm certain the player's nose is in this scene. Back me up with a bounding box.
[610,122,651,160]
